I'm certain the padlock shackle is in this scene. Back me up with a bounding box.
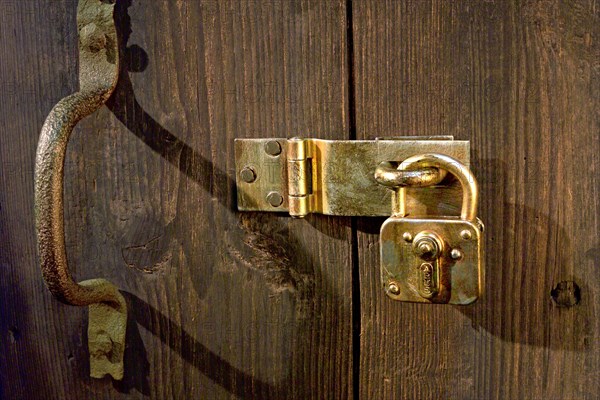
[397,153,478,221]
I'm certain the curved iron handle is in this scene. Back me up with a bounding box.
[35,0,126,380]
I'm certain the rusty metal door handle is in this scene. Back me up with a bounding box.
[34,0,126,380]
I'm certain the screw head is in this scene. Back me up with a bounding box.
[266,191,284,207]
[264,140,282,156]
[240,167,257,183]
[402,232,413,242]
[460,229,472,240]
[450,249,463,260]
[388,282,400,295]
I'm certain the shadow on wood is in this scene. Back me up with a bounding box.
[116,291,283,398]
[100,1,351,398]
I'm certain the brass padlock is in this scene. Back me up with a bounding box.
[380,153,484,305]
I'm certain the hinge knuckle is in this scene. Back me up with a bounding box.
[288,196,309,217]
[288,159,309,196]
[287,138,311,217]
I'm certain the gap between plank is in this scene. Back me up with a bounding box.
[346,1,360,399]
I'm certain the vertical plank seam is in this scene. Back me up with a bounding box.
[346,1,360,399]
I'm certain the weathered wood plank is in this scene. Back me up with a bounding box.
[1,1,81,399]
[1,0,351,398]
[353,0,599,399]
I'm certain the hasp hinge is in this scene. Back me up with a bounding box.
[234,137,470,217]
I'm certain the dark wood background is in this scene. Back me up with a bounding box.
[0,0,597,399]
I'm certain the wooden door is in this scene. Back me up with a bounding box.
[0,1,597,399]
[353,1,599,399]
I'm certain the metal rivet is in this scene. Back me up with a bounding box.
[460,229,472,240]
[264,140,282,156]
[266,191,283,207]
[450,249,463,260]
[418,242,434,255]
[413,233,442,261]
[240,167,257,183]
[388,282,400,295]
[402,232,413,242]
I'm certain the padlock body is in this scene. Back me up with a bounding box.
[380,216,483,305]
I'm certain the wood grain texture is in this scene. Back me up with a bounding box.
[353,0,599,399]
[2,0,599,399]
[1,0,351,398]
